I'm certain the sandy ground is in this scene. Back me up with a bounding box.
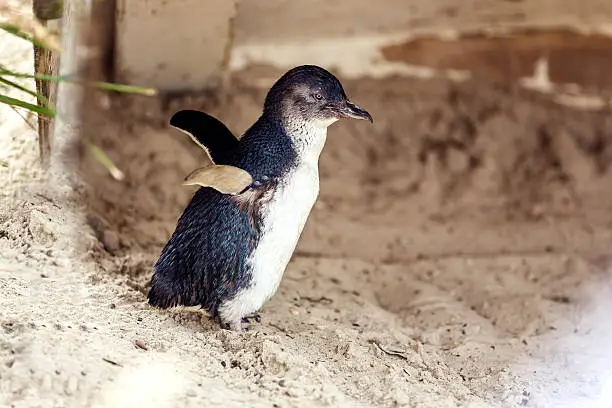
[3,32,612,408]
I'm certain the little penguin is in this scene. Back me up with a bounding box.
[148,65,373,331]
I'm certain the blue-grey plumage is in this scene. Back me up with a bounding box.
[148,65,373,331]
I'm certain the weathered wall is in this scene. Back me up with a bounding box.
[115,0,612,91]
[115,0,237,91]
[233,0,612,43]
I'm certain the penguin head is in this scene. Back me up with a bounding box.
[264,65,373,129]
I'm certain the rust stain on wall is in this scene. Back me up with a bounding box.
[381,29,612,91]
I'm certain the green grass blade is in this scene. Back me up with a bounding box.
[0,94,55,116]
[0,67,156,95]
[87,141,125,181]
[0,65,61,80]
[0,76,49,106]
[91,81,157,96]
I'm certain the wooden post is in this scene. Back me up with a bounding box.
[32,0,62,167]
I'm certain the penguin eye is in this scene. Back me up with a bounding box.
[313,93,323,101]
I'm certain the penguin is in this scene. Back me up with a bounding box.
[148,65,373,331]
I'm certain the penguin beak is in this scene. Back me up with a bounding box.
[338,101,373,123]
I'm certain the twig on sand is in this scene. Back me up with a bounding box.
[372,341,409,360]
[300,295,333,305]
[268,322,295,339]
[102,357,123,367]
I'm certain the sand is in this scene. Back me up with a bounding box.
[2,34,612,408]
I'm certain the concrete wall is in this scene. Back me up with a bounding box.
[115,0,612,91]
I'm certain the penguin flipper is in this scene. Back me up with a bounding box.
[169,110,239,165]
[182,164,253,195]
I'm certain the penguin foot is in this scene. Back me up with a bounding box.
[241,312,261,323]
[224,320,244,332]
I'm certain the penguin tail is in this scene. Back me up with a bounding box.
[147,253,198,309]
[147,273,179,309]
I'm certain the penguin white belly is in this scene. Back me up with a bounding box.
[218,161,320,323]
